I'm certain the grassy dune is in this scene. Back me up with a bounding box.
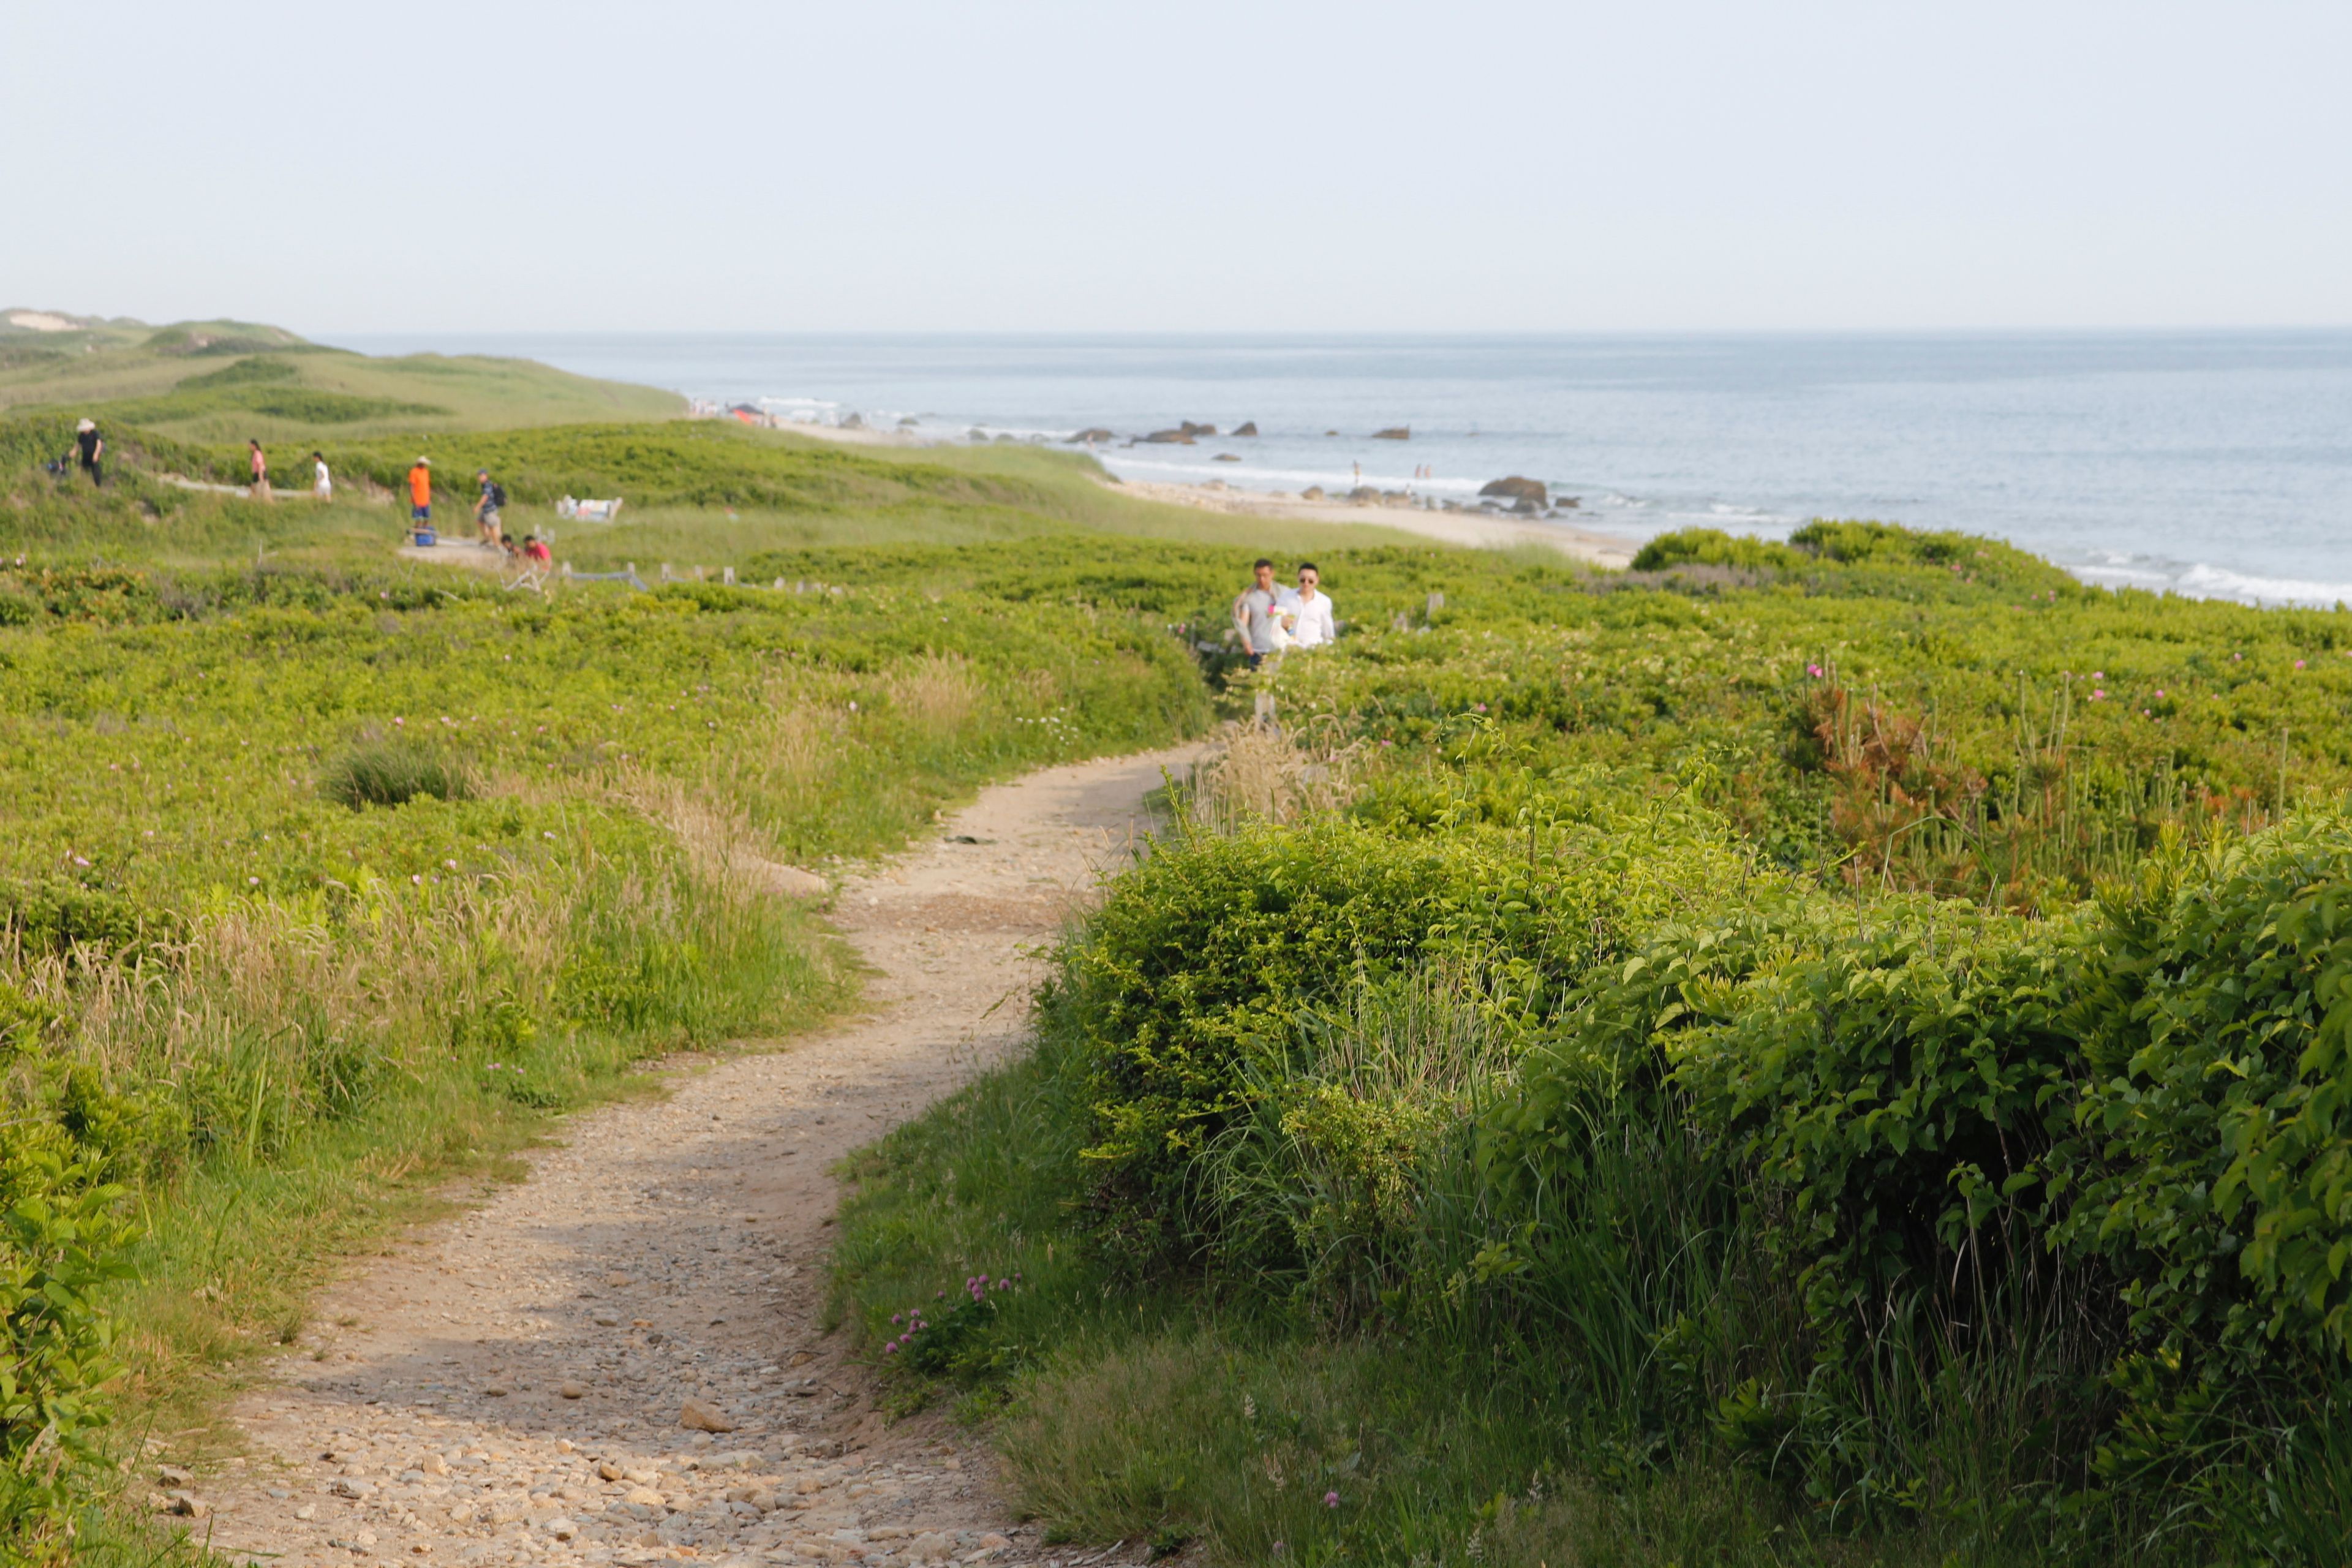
[0,311,678,441]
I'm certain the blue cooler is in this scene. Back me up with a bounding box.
[412,527,437,547]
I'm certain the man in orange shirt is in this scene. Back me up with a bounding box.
[406,457,434,537]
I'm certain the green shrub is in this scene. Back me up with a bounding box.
[0,1158,136,1562]
[320,742,475,809]
[1629,527,1803,574]
[2051,815,2352,1379]
[1045,799,1741,1267]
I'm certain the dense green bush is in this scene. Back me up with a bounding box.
[320,741,475,808]
[1046,796,1742,1267]
[2051,818,2352,1380]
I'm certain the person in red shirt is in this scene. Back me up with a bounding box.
[248,438,271,502]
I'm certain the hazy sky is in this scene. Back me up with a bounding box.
[9,1,2346,334]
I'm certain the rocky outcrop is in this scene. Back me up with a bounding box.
[1300,485,1326,500]
[1142,429,1197,444]
[1479,476,1548,508]
[1066,427,1115,444]
[1232,421,1259,437]
[1213,453,1240,462]
[1180,421,1217,438]
[1371,426,1410,440]
[1346,485,1384,502]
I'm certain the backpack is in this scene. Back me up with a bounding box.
[489,481,508,510]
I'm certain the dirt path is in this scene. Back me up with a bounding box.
[190,746,1198,1568]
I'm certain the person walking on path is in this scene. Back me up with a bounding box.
[473,469,507,547]
[311,451,332,502]
[74,419,103,486]
[1286,561,1336,649]
[247,438,271,502]
[405,457,434,535]
[1232,557,1283,669]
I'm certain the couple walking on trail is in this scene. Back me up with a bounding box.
[1232,557,1335,668]
[236,439,333,502]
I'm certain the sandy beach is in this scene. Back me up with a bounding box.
[1104,476,1640,568]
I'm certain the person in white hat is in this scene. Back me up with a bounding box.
[74,419,103,487]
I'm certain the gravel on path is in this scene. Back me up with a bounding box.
[185,747,1199,1568]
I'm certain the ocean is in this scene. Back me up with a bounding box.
[334,331,2352,608]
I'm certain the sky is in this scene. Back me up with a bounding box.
[7,0,2348,335]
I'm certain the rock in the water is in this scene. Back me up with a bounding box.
[840,412,865,430]
[680,1396,737,1432]
[1554,495,1581,509]
[1371,426,1410,440]
[1065,427,1115,444]
[1479,475,1548,508]
[1212,453,1240,462]
[1179,421,1217,437]
[1232,421,1259,437]
[1141,429,1196,445]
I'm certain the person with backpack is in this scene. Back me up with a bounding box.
[474,469,508,546]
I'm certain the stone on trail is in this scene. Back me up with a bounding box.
[680,1395,737,1432]
[560,1379,589,1399]
[906,1531,956,1562]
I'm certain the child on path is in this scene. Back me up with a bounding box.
[406,457,434,535]
[312,451,331,501]
[248,439,271,502]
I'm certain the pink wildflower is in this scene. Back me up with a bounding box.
[1324,1491,1340,1508]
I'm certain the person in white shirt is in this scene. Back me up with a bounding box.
[1283,562,1336,649]
[311,451,332,501]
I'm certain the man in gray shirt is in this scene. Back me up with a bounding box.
[1232,557,1282,668]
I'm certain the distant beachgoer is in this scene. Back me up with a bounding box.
[474,469,507,545]
[1352,461,1361,485]
[74,419,103,486]
[1286,562,1335,649]
[407,457,434,531]
[312,450,331,501]
[248,438,272,502]
[1232,557,1283,669]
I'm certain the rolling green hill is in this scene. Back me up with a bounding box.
[0,307,681,439]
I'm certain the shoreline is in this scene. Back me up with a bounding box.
[1104,477,1640,568]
